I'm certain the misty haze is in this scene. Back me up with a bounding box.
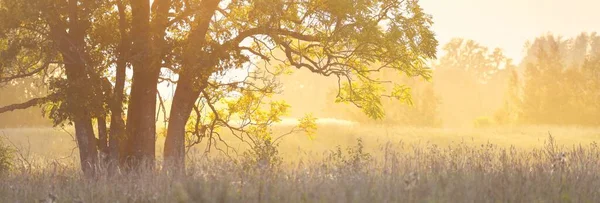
[1,0,600,202]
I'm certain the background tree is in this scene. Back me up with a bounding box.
[518,33,600,126]
[433,38,513,127]
[493,67,521,125]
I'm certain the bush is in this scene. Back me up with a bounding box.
[0,140,13,174]
[240,139,283,173]
[473,116,493,128]
[325,138,373,174]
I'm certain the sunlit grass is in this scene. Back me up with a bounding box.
[2,125,600,162]
[2,125,600,201]
[2,128,600,202]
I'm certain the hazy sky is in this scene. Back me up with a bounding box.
[419,0,600,63]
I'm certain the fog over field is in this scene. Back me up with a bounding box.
[1,0,600,202]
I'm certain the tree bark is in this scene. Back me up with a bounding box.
[58,33,99,176]
[108,0,129,168]
[72,113,98,176]
[108,94,126,169]
[60,41,99,176]
[163,0,220,171]
[124,69,159,168]
[0,94,58,114]
[97,116,108,157]
[123,0,170,170]
[164,74,203,170]
[124,0,155,168]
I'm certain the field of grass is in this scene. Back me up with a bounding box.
[1,125,600,202]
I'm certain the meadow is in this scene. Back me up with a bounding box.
[2,125,600,202]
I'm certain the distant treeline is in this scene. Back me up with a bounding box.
[502,33,600,126]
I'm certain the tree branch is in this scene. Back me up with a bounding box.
[0,93,59,114]
[0,61,52,83]
[222,27,320,49]
[166,9,195,27]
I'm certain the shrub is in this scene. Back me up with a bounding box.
[473,116,493,128]
[240,139,283,173]
[0,140,13,174]
[325,138,373,174]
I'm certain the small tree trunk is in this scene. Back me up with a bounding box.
[97,116,108,158]
[164,75,202,171]
[46,0,99,176]
[108,109,125,171]
[108,0,129,169]
[74,115,98,176]
[163,0,220,172]
[63,68,99,176]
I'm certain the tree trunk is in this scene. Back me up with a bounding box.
[124,69,159,168]
[59,40,99,176]
[46,0,98,176]
[108,104,125,169]
[163,0,220,172]
[164,74,203,170]
[108,94,125,171]
[97,116,108,157]
[123,0,170,170]
[108,0,129,168]
[61,52,99,176]
[73,114,98,176]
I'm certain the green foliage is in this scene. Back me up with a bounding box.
[325,72,442,127]
[337,80,386,119]
[0,0,116,127]
[235,0,440,120]
[298,113,317,140]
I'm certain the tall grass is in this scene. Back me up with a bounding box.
[1,135,600,202]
